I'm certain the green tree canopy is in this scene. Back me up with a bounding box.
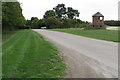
[2,2,26,30]
[53,4,66,18]
[105,20,120,26]
[44,10,56,18]
[67,7,80,19]
[30,17,39,28]
[53,4,80,19]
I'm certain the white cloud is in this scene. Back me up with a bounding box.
[18,0,119,22]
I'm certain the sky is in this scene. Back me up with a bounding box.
[118,1,120,20]
[17,0,119,22]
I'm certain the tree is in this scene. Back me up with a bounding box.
[2,2,26,30]
[35,3,84,29]
[38,19,46,29]
[44,10,56,18]
[53,4,66,18]
[53,4,80,19]
[26,20,31,27]
[30,17,39,28]
[44,17,62,29]
[104,20,120,26]
[67,7,79,19]
[31,17,38,21]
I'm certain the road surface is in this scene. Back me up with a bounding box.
[33,29,118,78]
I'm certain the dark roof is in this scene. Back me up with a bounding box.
[92,12,104,17]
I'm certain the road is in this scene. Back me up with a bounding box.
[33,29,118,78]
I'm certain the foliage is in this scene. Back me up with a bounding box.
[27,18,90,29]
[37,19,46,28]
[26,20,31,27]
[53,4,80,19]
[26,3,89,29]
[67,7,79,19]
[43,17,60,29]
[53,4,66,18]
[44,10,56,18]
[30,17,39,28]
[2,2,26,30]
[104,20,120,26]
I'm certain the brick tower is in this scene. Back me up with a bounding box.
[92,12,104,29]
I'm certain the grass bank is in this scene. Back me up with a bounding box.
[50,29,119,42]
[2,29,66,78]
[2,30,17,44]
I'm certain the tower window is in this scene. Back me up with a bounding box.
[100,17,103,20]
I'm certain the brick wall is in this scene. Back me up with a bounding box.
[92,16,104,27]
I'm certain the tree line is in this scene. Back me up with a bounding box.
[2,2,90,30]
[2,1,26,31]
[104,20,120,26]
[26,4,90,29]
[2,2,120,31]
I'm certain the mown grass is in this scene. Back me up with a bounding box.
[2,30,17,44]
[2,29,66,78]
[51,29,119,42]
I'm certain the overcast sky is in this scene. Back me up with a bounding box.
[17,0,119,22]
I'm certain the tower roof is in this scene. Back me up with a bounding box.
[92,12,104,17]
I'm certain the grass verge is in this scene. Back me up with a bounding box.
[2,30,17,44]
[50,29,119,42]
[2,29,66,78]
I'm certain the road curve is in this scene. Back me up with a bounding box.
[33,29,118,78]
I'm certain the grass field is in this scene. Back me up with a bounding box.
[2,29,66,78]
[2,30,17,44]
[51,29,119,42]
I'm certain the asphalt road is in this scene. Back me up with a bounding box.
[33,29,118,78]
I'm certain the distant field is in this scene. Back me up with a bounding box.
[2,29,66,78]
[51,29,119,42]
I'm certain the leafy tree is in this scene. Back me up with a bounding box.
[31,17,38,21]
[29,3,88,29]
[38,19,46,29]
[44,10,56,18]
[43,17,62,29]
[26,17,44,29]
[2,2,26,30]
[61,18,78,28]
[67,7,79,19]
[53,4,80,19]
[26,20,31,27]
[30,17,39,28]
[53,4,66,18]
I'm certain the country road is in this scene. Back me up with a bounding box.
[33,29,118,78]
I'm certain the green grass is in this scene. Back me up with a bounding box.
[2,30,17,44]
[2,29,66,78]
[50,29,119,42]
